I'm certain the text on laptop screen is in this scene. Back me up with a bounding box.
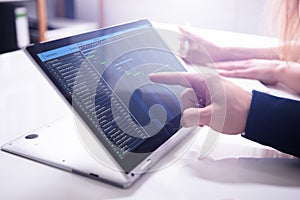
[36,21,187,172]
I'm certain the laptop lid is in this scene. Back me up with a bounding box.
[4,19,196,187]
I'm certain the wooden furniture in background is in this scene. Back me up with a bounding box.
[36,0,47,42]
[0,0,47,42]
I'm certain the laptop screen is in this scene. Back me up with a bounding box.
[26,19,187,173]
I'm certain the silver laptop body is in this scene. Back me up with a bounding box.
[1,19,196,188]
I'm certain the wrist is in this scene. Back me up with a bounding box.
[214,47,230,62]
[273,62,287,84]
[242,91,252,132]
[218,47,249,62]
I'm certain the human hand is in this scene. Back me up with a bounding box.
[216,59,284,85]
[179,27,224,65]
[149,72,252,135]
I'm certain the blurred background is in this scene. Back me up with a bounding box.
[0,0,266,54]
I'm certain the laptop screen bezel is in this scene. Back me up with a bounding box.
[25,19,187,173]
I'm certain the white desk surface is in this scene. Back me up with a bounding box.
[1,32,300,200]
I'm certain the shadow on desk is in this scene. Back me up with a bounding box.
[185,156,300,187]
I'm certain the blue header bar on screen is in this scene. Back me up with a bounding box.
[37,23,151,62]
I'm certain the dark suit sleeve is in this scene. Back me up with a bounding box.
[243,90,300,157]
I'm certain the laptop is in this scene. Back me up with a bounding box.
[1,19,197,188]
